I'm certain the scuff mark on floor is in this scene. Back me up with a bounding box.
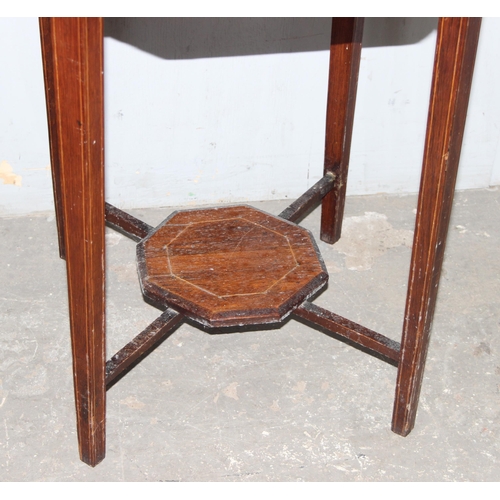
[270,400,280,412]
[334,212,413,270]
[222,382,239,400]
[120,395,146,409]
[106,231,123,247]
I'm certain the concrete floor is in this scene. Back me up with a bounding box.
[0,188,499,481]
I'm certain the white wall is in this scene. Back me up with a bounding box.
[1,17,499,216]
[0,18,52,215]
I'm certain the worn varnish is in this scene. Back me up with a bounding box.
[39,17,106,467]
[320,18,364,244]
[392,17,482,436]
[294,301,401,364]
[39,16,481,466]
[106,308,183,388]
[137,205,328,327]
[279,173,335,223]
[105,202,153,241]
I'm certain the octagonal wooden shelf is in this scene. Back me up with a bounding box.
[137,205,328,327]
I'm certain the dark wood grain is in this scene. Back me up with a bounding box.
[392,17,481,436]
[294,301,401,363]
[279,173,335,222]
[40,16,481,463]
[105,202,153,241]
[137,205,328,327]
[106,308,183,388]
[320,18,364,244]
[39,17,106,467]
[39,19,66,259]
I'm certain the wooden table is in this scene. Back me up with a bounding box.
[39,17,481,466]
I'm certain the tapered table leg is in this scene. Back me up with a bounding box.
[392,17,481,436]
[40,19,66,259]
[320,17,364,244]
[39,17,106,466]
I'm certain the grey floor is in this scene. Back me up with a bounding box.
[0,188,499,481]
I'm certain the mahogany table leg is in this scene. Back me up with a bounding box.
[39,19,66,259]
[392,17,481,436]
[39,17,106,466]
[320,17,364,244]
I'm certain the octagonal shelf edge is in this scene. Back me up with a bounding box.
[136,204,329,328]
